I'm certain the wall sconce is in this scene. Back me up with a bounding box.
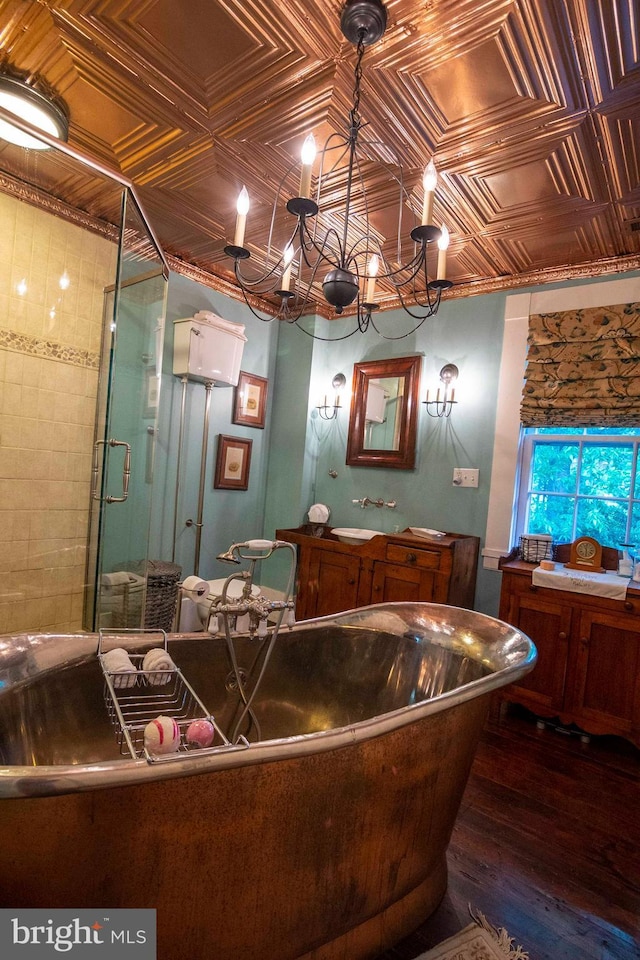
[317,372,346,420]
[423,363,458,418]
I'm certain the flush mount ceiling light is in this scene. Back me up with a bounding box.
[224,0,453,341]
[0,75,69,150]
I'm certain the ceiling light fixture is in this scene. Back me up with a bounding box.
[224,0,452,341]
[0,75,69,150]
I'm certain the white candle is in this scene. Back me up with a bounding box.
[421,160,437,225]
[299,133,316,199]
[365,254,379,303]
[281,244,294,291]
[234,186,250,247]
[437,224,449,280]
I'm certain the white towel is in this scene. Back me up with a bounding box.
[308,503,330,523]
[102,647,138,688]
[101,571,131,591]
[142,648,175,685]
[532,563,629,600]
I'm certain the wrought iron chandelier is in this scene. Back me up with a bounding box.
[224,0,453,340]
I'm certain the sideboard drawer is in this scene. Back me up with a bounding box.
[385,543,441,569]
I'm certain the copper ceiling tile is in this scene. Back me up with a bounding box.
[0,0,636,308]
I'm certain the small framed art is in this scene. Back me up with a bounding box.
[214,435,252,490]
[233,371,268,428]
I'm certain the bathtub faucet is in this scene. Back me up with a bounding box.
[210,539,297,638]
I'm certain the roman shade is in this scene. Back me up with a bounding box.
[521,301,640,427]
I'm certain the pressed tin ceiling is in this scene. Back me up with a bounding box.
[1,0,639,312]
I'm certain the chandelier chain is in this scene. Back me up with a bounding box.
[350,32,366,132]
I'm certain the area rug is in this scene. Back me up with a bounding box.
[415,909,529,960]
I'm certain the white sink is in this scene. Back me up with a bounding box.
[331,527,385,545]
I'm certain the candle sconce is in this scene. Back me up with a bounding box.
[423,363,459,418]
[317,372,346,421]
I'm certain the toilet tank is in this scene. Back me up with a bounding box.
[173,311,247,385]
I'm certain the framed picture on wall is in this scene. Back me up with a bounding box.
[214,435,252,490]
[232,371,268,428]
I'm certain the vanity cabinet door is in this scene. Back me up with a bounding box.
[570,609,640,741]
[302,548,361,619]
[499,579,572,715]
[370,561,437,603]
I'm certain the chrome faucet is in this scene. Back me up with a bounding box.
[353,497,397,509]
[210,539,297,637]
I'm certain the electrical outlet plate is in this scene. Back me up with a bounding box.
[453,467,479,488]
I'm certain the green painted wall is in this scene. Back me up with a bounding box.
[152,268,640,615]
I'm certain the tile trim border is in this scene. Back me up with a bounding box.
[0,328,99,369]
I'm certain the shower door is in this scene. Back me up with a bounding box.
[84,190,168,630]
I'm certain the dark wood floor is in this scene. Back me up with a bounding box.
[377,704,640,960]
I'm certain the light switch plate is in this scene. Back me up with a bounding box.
[453,468,479,488]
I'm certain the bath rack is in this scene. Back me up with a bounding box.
[98,628,248,763]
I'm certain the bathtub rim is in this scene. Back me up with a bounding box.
[0,601,535,799]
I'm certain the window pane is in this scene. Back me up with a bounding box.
[629,503,640,547]
[580,444,633,497]
[533,427,584,436]
[531,443,577,493]
[575,498,628,545]
[528,494,575,541]
[585,427,640,436]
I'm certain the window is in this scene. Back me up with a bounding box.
[517,427,640,546]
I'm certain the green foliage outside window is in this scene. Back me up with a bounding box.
[524,428,640,548]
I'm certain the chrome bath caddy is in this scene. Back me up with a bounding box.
[98,628,247,763]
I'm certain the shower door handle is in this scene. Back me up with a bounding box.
[92,438,131,503]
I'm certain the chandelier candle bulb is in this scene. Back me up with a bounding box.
[421,160,437,225]
[299,133,316,199]
[234,186,250,247]
[281,244,294,291]
[365,254,379,302]
[437,224,449,279]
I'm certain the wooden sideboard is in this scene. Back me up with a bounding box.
[498,551,640,747]
[275,526,480,621]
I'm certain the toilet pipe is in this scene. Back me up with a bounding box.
[193,380,213,576]
[171,376,189,563]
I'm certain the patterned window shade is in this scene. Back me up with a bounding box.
[521,302,640,427]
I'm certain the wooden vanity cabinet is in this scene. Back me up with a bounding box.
[276,527,479,621]
[498,556,640,747]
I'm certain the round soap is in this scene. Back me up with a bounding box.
[143,715,181,755]
[186,719,215,749]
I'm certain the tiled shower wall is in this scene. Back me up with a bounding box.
[0,193,117,633]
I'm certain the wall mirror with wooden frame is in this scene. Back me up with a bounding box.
[346,355,422,469]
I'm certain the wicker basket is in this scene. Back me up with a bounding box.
[137,560,182,631]
[518,535,555,563]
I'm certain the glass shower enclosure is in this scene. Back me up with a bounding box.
[84,191,169,630]
[0,103,169,635]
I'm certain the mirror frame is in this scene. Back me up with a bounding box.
[346,355,422,469]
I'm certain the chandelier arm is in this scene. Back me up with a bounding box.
[368,304,430,339]
[234,254,286,291]
[378,247,425,286]
[393,279,442,320]
[266,160,299,262]
[308,136,351,250]
[234,281,279,324]
[293,318,364,342]
[299,220,345,272]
